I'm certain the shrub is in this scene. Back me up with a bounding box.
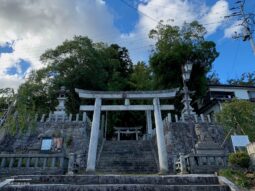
[219,169,251,188]
[228,151,250,169]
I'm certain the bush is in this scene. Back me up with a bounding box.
[229,151,250,169]
[219,168,251,188]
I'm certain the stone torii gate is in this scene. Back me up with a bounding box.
[75,89,178,174]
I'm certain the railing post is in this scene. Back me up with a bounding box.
[181,114,185,122]
[18,158,22,168]
[34,114,38,122]
[43,158,47,169]
[207,115,211,123]
[175,115,178,122]
[51,157,56,168]
[9,158,14,168]
[1,158,6,168]
[69,114,72,122]
[179,153,187,174]
[60,157,64,168]
[35,158,38,168]
[68,153,76,175]
[76,114,79,122]
[194,115,198,123]
[167,113,172,123]
[40,114,45,122]
[26,158,30,168]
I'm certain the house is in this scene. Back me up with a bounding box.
[194,84,255,120]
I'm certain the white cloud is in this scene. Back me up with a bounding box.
[201,0,230,34]
[0,0,232,90]
[224,21,243,38]
[119,0,230,63]
[0,0,119,90]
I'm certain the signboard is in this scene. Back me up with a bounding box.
[40,137,63,152]
[41,138,52,151]
[231,135,250,152]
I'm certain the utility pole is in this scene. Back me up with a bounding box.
[226,0,255,55]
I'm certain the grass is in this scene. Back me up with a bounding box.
[219,168,255,189]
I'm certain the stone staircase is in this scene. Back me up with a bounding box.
[1,174,231,191]
[97,140,158,174]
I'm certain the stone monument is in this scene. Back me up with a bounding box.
[51,86,69,121]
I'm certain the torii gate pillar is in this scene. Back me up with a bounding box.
[86,98,102,172]
[153,98,169,174]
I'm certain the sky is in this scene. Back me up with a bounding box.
[0,0,255,90]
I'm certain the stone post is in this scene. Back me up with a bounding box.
[51,157,56,168]
[35,158,38,168]
[68,153,76,175]
[146,110,152,139]
[86,98,102,173]
[167,113,172,123]
[69,114,72,122]
[200,114,205,122]
[82,112,87,122]
[179,153,187,174]
[18,158,22,168]
[153,98,169,174]
[1,158,6,167]
[9,158,14,168]
[34,114,38,122]
[76,114,79,122]
[26,158,30,168]
[40,114,45,122]
[117,130,120,141]
[207,115,211,123]
[175,115,178,122]
[194,115,198,123]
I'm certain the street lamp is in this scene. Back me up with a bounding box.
[182,61,195,117]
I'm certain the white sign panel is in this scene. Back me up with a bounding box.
[41,139,52,151]
[231,135,250,152]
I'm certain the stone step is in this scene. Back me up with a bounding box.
[10,175,221,185]
[3,184,230,191]
[98,140,157,174]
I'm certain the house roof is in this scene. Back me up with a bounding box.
[208,84,255,90]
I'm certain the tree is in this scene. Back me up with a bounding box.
[129,61,153,90]
[17,36,135,114]
[216,99,255,141]
[227,72,255,86]
[0,88,15,112]
[207,72,221,85]
[149,21,219,98]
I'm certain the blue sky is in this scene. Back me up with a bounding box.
[0,0,254,89]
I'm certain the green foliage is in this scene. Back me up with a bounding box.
[216,99,255,141]
[219,168,251,188]
[17,36,134,114]
[229,152,250,169]
[149,21,219,99]
[129,61,153,90]
[207,72,221,85]
[0,88,15,111]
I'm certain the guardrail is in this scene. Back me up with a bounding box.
[0,153,68,175]
[175,153,227,174]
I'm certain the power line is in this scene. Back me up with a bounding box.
[226,0,255,55]
[119,0,159,24]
